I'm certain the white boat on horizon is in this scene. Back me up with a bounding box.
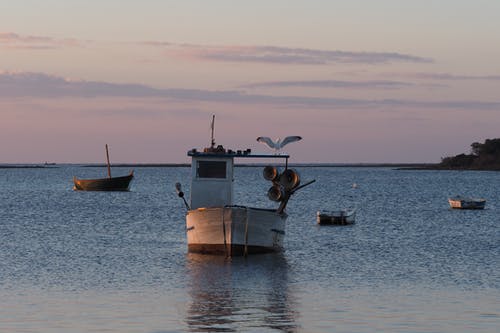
[448,196,486,210]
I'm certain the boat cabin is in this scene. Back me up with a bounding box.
[189,152,234,209]
[188,146,289,210]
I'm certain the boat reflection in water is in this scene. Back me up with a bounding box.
[185,253,298,332]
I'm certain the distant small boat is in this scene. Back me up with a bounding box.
[317,209,356,225]
[73,144,133,191]
[448,196,486,210]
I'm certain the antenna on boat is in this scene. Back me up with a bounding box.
[210,114,216,149]
[105,144,112,178]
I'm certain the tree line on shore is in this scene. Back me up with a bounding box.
[438,138,500,170]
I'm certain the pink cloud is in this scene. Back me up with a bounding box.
[0,32,82,49]
[386,72,500,81]
[144,42,433,65]
[241,79,415,89]
[1,71,499,112]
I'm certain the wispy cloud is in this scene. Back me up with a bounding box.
[416,72,500,80]
[0,72,161,97]
[241,79,414,89]
[140,41,175,47]
[389,72,500,81]
[143,42,433,65]
[0,32,82,49]
[2,31,433,65]
[2,71,498,111]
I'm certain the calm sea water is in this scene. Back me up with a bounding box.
[0,166,498,332]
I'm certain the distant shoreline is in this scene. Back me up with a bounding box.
[0,165,54,169]
[1,163,437,169]
[2,163,498,171]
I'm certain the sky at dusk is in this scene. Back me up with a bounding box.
[1,0,500,163]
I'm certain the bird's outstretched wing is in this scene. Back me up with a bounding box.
[279,136,302,149]
[256,136,277,149]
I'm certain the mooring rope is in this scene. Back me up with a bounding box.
[222,207,228,257]
[244,207,249,257]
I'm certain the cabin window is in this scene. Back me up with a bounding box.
[197,161,227,179]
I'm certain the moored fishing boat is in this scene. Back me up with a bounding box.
[73,144,134,191]
[448,196,486,210]
[317,208,356,225]
[176,116,313,256]
[73,171,134,191]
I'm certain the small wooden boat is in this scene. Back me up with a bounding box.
[73,171,134,191]
[73,144,134,191]
[317,209,356,225]
[448,196,486,210]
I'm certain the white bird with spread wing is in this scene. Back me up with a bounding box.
[256,136,302,153]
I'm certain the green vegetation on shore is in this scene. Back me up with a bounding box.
[438,138,500,170]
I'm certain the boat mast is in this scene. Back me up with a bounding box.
[105,144,112,178]
[210,114,216,149]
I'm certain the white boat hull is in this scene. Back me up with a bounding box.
[317,209,356,225]
[186,206,287,255]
